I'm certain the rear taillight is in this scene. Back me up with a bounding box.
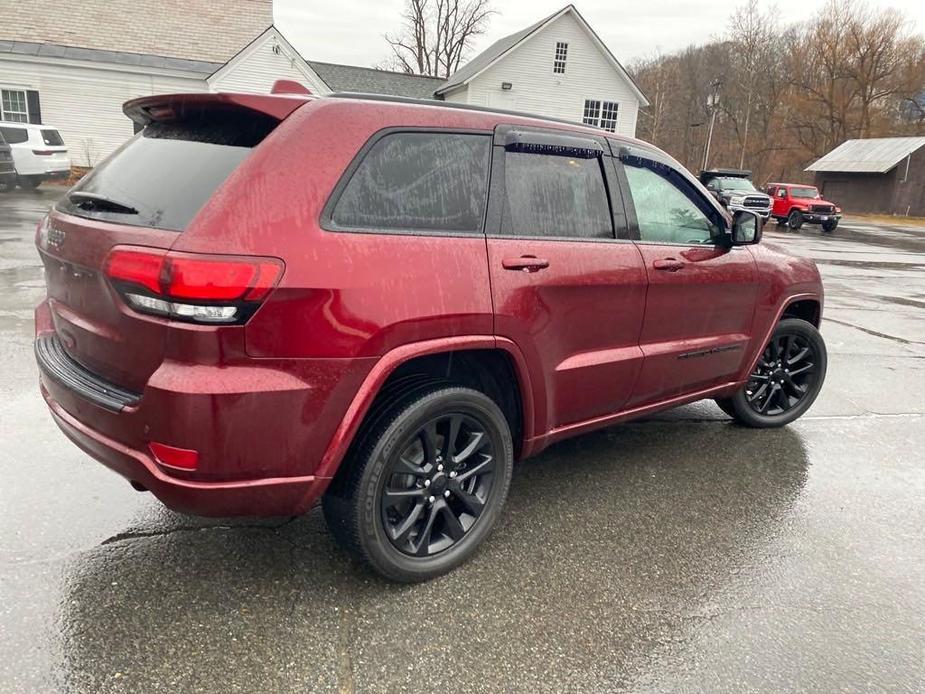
[104,246,283,324]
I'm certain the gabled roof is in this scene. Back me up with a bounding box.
[308,62,444,99]
[806,137,925,173]
[0,39,221,76]
[434,4,648,106]
[207,26,328,94]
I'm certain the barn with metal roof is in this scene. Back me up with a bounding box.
[806,137,925,216]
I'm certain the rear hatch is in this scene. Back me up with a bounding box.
[33,128,69,171]
[38,93,306,392]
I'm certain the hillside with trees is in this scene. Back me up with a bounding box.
[629,0,925,184]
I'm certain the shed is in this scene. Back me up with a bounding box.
[806,137,925,216]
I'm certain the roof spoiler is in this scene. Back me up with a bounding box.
[123,92,311,126]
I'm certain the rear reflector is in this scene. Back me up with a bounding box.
[149,441,199,471]
[32,150,57,156]
[104,246,283,324]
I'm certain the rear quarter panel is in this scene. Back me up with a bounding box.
[172,99,496,358]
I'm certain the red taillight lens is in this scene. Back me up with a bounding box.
[167,256,281,301]
[103,246,283,323]
[105,247,166,294]
[149,441,199,471]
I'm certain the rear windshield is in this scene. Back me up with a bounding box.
[0,126,28,144]
[41,129,64,146]
[56,113,276,231]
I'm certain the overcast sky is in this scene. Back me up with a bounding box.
[275,0,925,70]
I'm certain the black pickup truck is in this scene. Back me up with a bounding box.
[699,168,773,220]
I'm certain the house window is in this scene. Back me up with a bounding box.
[1,89,29,123]
[553,42,568,73]
[582,99,619,132]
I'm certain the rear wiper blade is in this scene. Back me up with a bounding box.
[68,191,139,215]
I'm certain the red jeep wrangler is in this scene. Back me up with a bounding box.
[768,182,841,232]
[34,91,827,581]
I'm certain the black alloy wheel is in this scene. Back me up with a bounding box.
[788,209,804,230]
[322,386,513,582]
[744,333,818,416]
[381,412,496,557]
[718,318,827,428]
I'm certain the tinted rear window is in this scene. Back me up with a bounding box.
[329,132,490,233]
[56,113,276,231]
[41,129,64,146]
[0,126,28,144]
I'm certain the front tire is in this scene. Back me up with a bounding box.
[726,318,827,428]
[788,210,804,230]
[822,220,838,232]
[322,386,513,582]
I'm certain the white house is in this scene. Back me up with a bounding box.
[0,2,646,166]
[436,5,648,137]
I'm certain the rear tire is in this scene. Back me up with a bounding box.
[726,318,826,428]
[0,175,14,193]
[775,216,787,227]
[322,386,513,582]
[787,210,804,230]
[17,175,42,190]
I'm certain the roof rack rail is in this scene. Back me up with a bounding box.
[327,91,592,130]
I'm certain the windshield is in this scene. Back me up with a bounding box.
[56,114,276,232]
[715,177,757,192]
[790,187,819,199]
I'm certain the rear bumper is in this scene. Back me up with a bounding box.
[43,387,325,516]
[34,300,375,517]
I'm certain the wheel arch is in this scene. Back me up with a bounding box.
[312,336,538,491]
[737,293,823,383]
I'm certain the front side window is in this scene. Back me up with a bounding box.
[623,158,720,245]
[1,89,28,123]
[331,132,490,233]
[582,100,619,132]
[500,151,613,240]
[554,42,568,73]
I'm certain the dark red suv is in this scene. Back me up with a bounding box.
[34,91,827,581]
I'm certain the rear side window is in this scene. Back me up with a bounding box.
[330,132,490,233]
[500,151,613,240]
[41,129,64,146]
[0,126,28,144]
[56,113,276,232]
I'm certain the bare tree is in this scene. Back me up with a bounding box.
[383,0,495,78]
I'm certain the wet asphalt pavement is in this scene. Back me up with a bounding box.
[1,188,923,693]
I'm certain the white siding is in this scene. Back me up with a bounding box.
[208,31,329,95]
[0,56,205,164]
[459,13,639,136]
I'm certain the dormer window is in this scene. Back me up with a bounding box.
[553,42,568,73]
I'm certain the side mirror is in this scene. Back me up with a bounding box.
[731,210,762,245]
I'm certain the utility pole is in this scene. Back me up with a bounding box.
[701,79,722,171]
